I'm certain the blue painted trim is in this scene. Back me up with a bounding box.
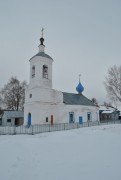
[28,113,31,127]
[79,116,83,124]
[69,112,75,124]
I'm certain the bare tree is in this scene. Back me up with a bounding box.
[0,77,27,110]
[103,101,112,107]
[104,65,121,103]
[91,97,98,106]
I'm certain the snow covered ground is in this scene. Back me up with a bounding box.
[0,124,121,180]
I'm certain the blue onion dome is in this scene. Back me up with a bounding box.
[76,74,84,94]
[76,82,84,94]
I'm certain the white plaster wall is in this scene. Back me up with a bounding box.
[2,115,7,126]
[25,88,63,104]
[24,101,99,125]
[52,104,99,124]
[11,118,15,126]
[2,115,15,126]
[38,44,45,52]
[24,102,55,125]
[29,56,53,89]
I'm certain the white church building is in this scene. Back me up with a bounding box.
[24,32,99,126]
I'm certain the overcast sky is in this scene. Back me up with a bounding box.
[0,0,121,105]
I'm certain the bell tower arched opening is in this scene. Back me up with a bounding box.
[43,65,48,79]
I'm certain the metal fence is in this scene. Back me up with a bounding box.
[0,120,120,135]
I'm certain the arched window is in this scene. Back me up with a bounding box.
[32,66,35,78]
[29,94,32,98]
[43,65,48,79]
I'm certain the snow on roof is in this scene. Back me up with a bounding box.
[102,110,113,114]
[3,111,24,118]
[99,105,117,111]
[30,52,53,61]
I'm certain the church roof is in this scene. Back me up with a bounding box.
[3,111,24,118]
[63,92,95,106]
[30,52,53,60]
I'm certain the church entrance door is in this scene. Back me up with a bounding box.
[28,113,31,127]
[79,116,83,124]
[51,115,53,125]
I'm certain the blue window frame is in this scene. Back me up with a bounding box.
[69,112,75,124]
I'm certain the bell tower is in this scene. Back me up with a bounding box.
[24,29,63,126]
[29,28,53,89]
